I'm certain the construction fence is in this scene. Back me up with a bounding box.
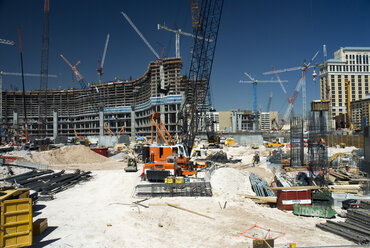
[327,134,364,149]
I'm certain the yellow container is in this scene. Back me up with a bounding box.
[175,176,184,183]
[0,189,32,248]
[165,177,174,183]
[225,138,235,146]
[1,198,33,247]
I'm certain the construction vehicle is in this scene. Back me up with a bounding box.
[142,112,206,182]
[207,132,220,148]
[104,122,114,136]
[124,158,138,172]
[118,125,125,135]
[266,141,284,148]
[73,128,90,146]
[225,138,235,146]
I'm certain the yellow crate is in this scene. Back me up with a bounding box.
[165,177,174,183]
[1,198,33,248]
[175,176,184,183]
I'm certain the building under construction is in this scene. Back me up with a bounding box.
[1,58,186,139]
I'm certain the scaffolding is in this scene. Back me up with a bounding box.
[308,101,329,184]
[290,117,304,167]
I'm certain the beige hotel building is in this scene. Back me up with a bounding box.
[319,47,370,125]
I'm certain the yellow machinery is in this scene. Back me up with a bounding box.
[118,125,125,135]
[225,138,235,146]
[104,122,114,136]
[266,141,284,148]
[73,128,90,146]
[0,188,32,247]
[345,80,354,130]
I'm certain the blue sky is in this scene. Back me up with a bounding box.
[1,0,370,115]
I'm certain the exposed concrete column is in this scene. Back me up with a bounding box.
[13,109,18,126]
[99,109,104,137]
[232,111,237,133]
[238,114,242,131]
[53,109,58,140]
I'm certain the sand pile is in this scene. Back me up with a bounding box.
[225,146,262,164]
[210,167,254,197]
[30,145,111,165]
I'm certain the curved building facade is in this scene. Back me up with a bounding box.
[2,57,185,139]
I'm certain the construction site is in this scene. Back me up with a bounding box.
[0,1,369,248]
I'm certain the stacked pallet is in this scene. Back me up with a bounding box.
[316,201,370,244]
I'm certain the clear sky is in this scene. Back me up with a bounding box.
[1,0,370,116]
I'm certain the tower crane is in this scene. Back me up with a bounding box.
[121,11,167,141]
[157,23,212,58]
[0,38,15,46]
[97,33,110,83]
[121,11,165,93]
[240,72,287,122]
[263,51,319,122]
[60,54,104,110]
[266,91,273,112]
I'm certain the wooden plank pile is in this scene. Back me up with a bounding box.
[317,201,370,244]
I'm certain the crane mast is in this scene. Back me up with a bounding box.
[38,0,50,137]
[181,0,224,152]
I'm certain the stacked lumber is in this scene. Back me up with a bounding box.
[328,170,367,185]
[317,201,370,244]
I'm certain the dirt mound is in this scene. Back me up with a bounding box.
[30,145,111,165]
[210,167,254,197]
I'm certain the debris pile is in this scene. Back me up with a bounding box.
[206,151,241,163]
[317,201,370,244]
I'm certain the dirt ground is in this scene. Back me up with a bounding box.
[31,163,354,248]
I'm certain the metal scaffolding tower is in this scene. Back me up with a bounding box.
[290,117,304,167]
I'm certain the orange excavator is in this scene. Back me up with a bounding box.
[142,112,205,182]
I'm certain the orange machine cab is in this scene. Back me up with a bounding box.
[142,144,198,182]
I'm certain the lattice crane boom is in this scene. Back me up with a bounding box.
[181,0,224,152]
[97,33,110,83]
[121,11,160,59]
